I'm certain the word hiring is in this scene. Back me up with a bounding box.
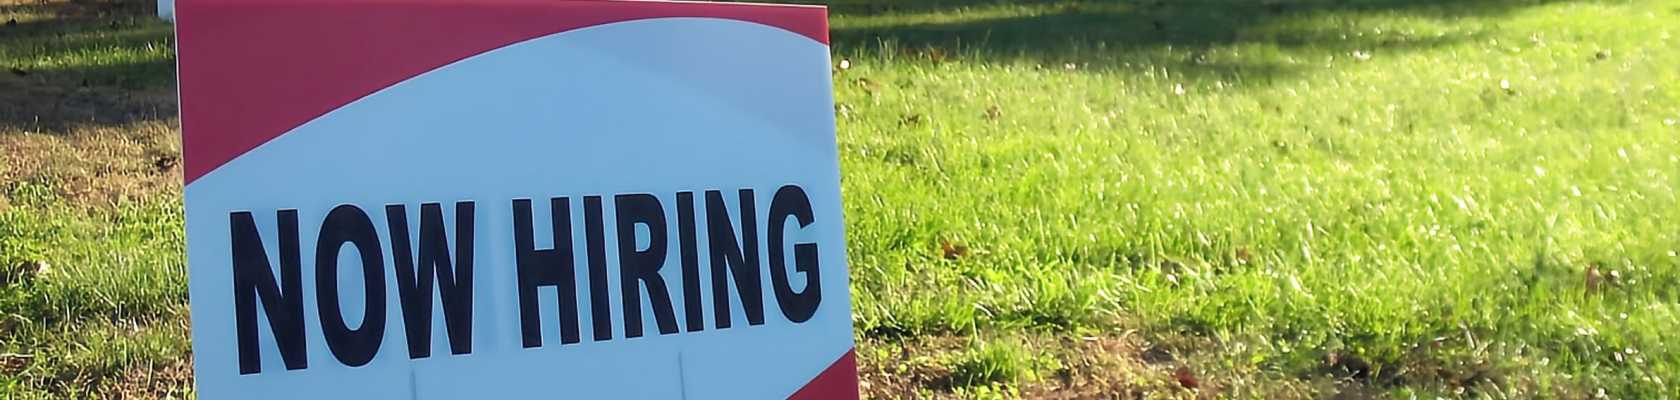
[230,185,825,374]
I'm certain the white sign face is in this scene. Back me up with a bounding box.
[174,1,856,398]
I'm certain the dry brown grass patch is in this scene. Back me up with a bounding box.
[103,356,192,399]
[859,334,1225,399]
[0,119,181,208]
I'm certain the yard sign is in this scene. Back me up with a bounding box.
[174,0,857,398]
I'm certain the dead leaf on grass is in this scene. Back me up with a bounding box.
[0,353,32,374]
[940,241,969,260]
[1175,366,1200,389]
[1585,263,1604,295]
[153,154,178,172]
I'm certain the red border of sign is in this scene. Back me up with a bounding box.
[788,348,859,400]
[176,0,829,185]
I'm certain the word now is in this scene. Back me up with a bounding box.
[230,185,824,374]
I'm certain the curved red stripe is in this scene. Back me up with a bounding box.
[175,0,828,184]
[788,349,858,400]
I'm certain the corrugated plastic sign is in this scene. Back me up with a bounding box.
[174,1,857,398]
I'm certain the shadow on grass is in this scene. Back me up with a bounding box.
[0,0,1580,131]
[828,0,1575,83]
[0,0,174,133]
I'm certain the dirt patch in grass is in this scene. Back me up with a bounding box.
[854,331,1500,399]
[104,356,191,399]
[860,334,1209,399]
[1019,336,1185,399]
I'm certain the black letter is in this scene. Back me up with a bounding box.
[707,189,764,328]
[231,210,308,374]
[768,185,821,323]
[387,202,475,358]
[616,194,679,338]
[583,196,613,341]
[512,198,581,347]
[676,192,703,332]
[316,205,387,367]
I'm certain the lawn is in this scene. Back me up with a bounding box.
[3,0,1678,398]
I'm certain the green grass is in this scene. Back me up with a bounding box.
[1,185,189,397]
[834,0,1679,397]
[947,337,1059,389]
[5,0,1680,398]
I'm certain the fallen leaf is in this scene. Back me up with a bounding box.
[1585,263,1604,295]
[0,353,32,374]
[154,155,179,172]
[940,241,968,260]
[1174,366,1199,389]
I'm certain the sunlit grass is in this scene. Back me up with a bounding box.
[833,0,1679,397]
[0,190,187,397]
